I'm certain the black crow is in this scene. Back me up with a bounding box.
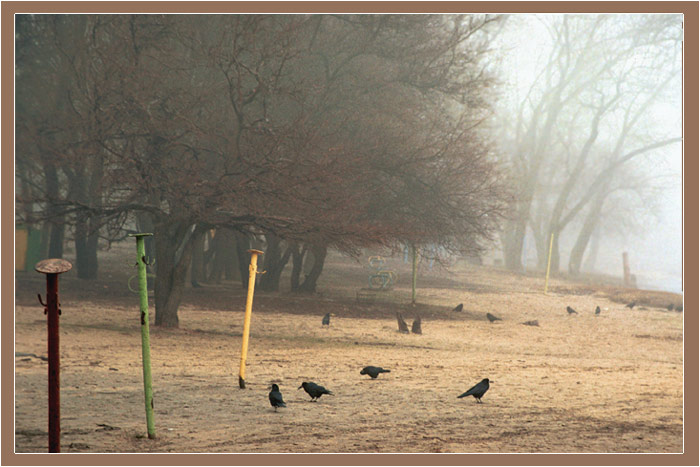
[411,315,422,334]
[298,382,333,401]
[486,312,502,323]
[626,302,636,309]
[453,303,463,312]
[595,306,601,316]
[566,306,578,315]
[397,312,410,333]
[521,320,539,327]
[360,366,391,379]
[457,378,492,403]
[268,384,286,412]
[667,303,675,311]
[322,313,331,326]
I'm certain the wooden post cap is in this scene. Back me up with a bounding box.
[128,233,153,238]
[35,259,73,274]
[248,249,264,255]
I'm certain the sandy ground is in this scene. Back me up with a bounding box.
[14,248,683,453]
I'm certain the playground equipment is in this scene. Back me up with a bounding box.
[35,258,73,453]
[239,249,264,389]
[128,233,156,439]
[367,256,397,290]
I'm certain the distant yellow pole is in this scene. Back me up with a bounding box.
[239,249,263,389]
[544,233,554,294]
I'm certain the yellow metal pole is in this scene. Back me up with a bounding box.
[544,233,554,294]
[239,249,263,389]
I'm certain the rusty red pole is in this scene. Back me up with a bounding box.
[35,258,72,453]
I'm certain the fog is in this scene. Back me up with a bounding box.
[491,14,683,293]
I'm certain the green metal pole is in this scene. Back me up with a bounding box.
[411,244,417,305]
[129,233,156,439]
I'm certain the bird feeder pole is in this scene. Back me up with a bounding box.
[129,233,156,440]
[544,233,554,294]
[35,258,72,453]
[239,249,263,389]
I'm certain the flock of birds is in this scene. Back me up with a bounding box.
[267,298,682,412]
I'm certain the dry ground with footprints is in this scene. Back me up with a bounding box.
[14,246,683,453]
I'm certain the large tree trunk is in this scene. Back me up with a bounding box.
[569,191,607,275]
[297,243,327,294]
[190,228,206,287]
[74,216,99,279]
[290,242,307,291]
[43,161,65,258]
[208,228,239,283]
[258,233,292,292]
[153,221,200,328]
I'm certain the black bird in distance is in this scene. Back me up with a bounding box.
[360,366,391,379]
[453,303,463,312]
[397,312,410,333]
[457,378,492,403]
[595,306,601,315]
[486,312,502,323]
[268,384,286,412]
[322,313,331,326]
[566,306,578,315]
[626,302,636,309]
[411,315,422,334]
[298,382,333,401]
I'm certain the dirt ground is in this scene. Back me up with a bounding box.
[14,244,684,453]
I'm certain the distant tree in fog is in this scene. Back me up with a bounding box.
[496,14,682,273]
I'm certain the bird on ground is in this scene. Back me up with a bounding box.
[521,320,539,327]
[486,312,502,323]
[360,366,391,379]
[322,313,331,326]
[457,378,492,403]
[411,315,422,334]
[667,303,675,311]
[298,382,333,401]
[595,306,601,316]
[268,384,286,412]
[397,312,410,333]
[626,302,636,309]
[453,303,464,312]
[566,306,578,315]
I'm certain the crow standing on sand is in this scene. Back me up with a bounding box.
[360,366,391,379]
[322,313,331,326]
[268,384,286,412]
[486,312,502,323]
[453,303,464,312]
[397,312,410,333]
[457,378,492,403]
[298,382,333,401]
[566,306,578,315]
[595,306,601,316]
[411,315,422,334]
